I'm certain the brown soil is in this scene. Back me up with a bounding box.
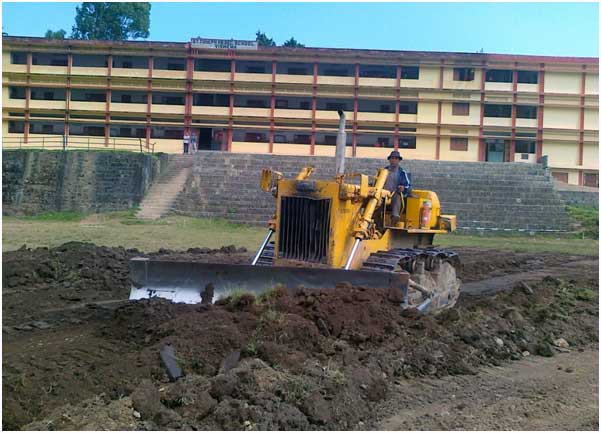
[2,243,599,430]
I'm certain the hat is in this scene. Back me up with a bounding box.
[387,150,402,160]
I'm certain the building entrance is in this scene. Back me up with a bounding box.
[486,139,508,162]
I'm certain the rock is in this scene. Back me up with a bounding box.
[300,392,332,424]
[219,350,241,375]
[519,281,534,295]
[131,380,163,421]
[522,351,530,357]
[31,320,52,330]
[133,411,141,419]
[494,337,504,347]
[565,367,574,373]
[553,338,569,349]
[14,324,33,331]
[315,318,330,337]
[534,342,554,357]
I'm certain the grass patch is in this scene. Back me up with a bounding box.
[566,205,599,239]
[21,211,86,222]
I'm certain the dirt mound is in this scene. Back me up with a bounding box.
[3,242,599,430]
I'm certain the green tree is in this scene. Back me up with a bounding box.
[45,29,67,39]
[282,37,305,48]
[71,2,150,40]
[255,29,275,47]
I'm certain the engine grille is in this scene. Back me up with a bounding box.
[278,196,331,263]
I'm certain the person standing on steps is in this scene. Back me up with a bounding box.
[384,150,412,225]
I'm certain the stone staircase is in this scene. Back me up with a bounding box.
[136,155,194,219]
[171,151,573,232]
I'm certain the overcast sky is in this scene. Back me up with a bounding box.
[2,2,599,57]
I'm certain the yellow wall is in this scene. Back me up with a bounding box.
[584,109,598,131]
[416,101,438,123]
[442,68,481,90]
[543,142,579,167]
[438,136,479,162]
[272,143,311,155]
[585,73,599,95]
[441,102,480,126]
[543,107,580,129]
[231,141,269,154]
[582,143,599,169]
[544,72,581,94]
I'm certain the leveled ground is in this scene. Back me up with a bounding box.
[2,212,598,255]
[2,213,599,430]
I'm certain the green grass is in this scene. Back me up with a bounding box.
[2,212,598,256]
[566,205,599,239]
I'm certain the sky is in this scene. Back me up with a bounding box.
[1,1,599,57]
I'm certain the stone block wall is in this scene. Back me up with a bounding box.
[2,150,165,215]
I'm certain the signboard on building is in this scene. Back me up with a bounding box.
[191,37,258,50]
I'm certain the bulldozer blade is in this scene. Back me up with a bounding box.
[129,257,409,304]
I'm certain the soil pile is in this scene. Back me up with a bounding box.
[2,242,598,430]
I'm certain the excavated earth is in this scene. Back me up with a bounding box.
[2,242,599,430]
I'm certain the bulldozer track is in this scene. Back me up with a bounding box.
[360,248,460,274]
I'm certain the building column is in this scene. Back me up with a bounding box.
[536,63,545,162]
[64,52,73,146]
[145,56,153,148]
[435,60,444,160]
[268,60,276,153]
[24,52,32,143]
[310,61,317,155]
[509,61,518,162]
[577,65,587,186]
[105,53,113,146]
[184,44,194,140]
[227,57,235,152]
[478,61,487,161]
[394,65,401,149]
[352,63,359,156]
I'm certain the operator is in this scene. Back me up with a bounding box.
[384,150,412,225]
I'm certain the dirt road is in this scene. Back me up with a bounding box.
[2,243,598,430]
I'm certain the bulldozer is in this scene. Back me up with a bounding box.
[129,111,460,313]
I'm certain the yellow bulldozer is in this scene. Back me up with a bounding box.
[130,111,460,313]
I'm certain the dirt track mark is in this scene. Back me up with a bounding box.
[377,346,599,430]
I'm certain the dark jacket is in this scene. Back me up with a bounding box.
[385,165,412,198]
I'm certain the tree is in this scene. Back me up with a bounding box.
[45,29,67,39]
[255,30,275,47]
[71,2,150,40]
[282,37,305,48]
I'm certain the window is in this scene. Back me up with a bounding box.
[516,105,537,119]
[315,132,352,146]
[112,56,148,69]
[112,91,147,104]
[72,54,107,68]
[154,57,186,71]
[515,140,536,154]
[400,66,419,79]
[318,63,354,77]
[69,123,105,136]
[30,121,64,135]
[485,69,513,83]
[194,58,230,72]
[552,172,568,183]
[293,134,311,144]
[8,121,25,133]
[517,71,538,84]
[32,53,68,66]
[244,132,268,142]
[358,99,394,113]
[484,104,512,118]
[110,125,146,138]
[30,87,66,101]
[234,95,270,108]
[9,87,26,99]
[450,137,468,151]
[236,61,270,74]
[151,126,183,139]
[152,92,185,105]
[583,173,599,188]
[398,135,417,149]
[193,93,230,107]
[452,102,470,116]
[453,67,475,81]
[275,99,289,109]
[11,52,27,65]
[316,98,353,111]
[71,89,106,102]
[359,64,396,79]
[277,62,312,75]
[398,101,418,114]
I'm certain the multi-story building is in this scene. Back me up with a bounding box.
[2,36,598,186]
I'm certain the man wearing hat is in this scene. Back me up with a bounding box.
[384,150,412,225]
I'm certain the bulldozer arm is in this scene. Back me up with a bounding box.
[129,257,410,304]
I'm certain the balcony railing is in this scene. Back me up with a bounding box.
[2,135,155,153]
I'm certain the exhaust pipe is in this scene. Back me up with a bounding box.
[335,109,347,176]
